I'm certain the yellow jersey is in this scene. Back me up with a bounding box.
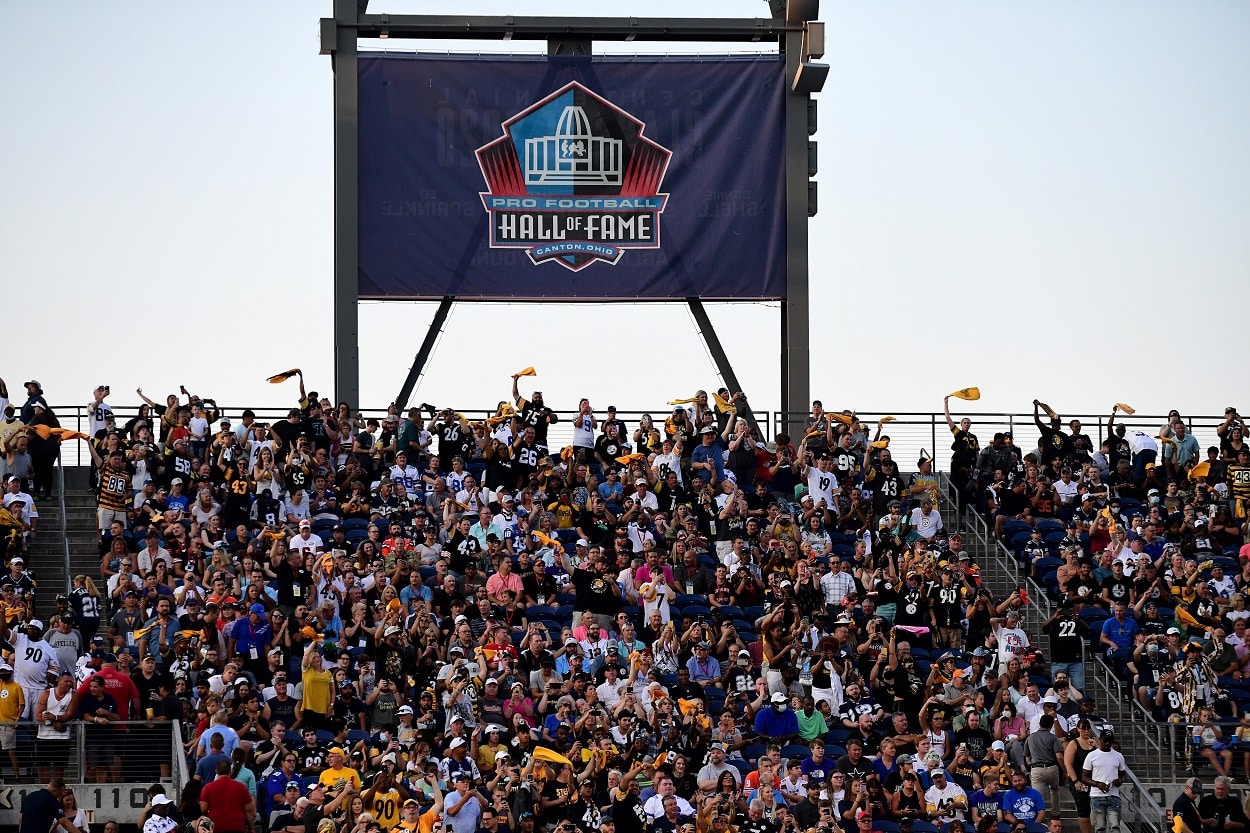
[371,788,402,828]
[0,682,24,722]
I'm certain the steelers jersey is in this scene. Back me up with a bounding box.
[371,788,402,828]
[97,464,131,511]
[1226,464,1250,501]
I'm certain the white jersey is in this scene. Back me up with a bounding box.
[806,466,839,506]
[87,400,114,438]
[924,781,968,823]
[1125,431,1158,456]
[289,532,325,560]
[445,470,470,494]
[247,438,277,471]
[12,632,59,690]
[652,452,683,486]
[388,464,422,492]
[571,414,596,449]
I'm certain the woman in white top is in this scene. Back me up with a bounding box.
[571,400,597,450]
[61,790,91,833]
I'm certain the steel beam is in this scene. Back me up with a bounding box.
[332,0,361,408]
[394,297,454,412]
[687,300,762,438]
[354,14,794,42]
[781,27,811,438]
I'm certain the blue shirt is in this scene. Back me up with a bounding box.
[1000,787,1046,822]
[686,655,721,682]
[801,756,831,783]
[231,618,272,657]
[196,750,230,781]
[969,789,1000,822]
[690,442,726,482]
[753,706,800,738]
[262,771,304,815]
[1101,616,1137,651]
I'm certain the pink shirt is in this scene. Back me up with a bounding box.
[485,572,524,600]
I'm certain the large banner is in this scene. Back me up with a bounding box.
[358,54,786,300]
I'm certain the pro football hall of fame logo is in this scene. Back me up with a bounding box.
[476,81,672,272]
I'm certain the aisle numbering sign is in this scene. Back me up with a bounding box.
[476,81,672,271]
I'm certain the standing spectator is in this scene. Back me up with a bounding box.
[25,400,59,499]
[199,758,256,833]
[1082,730,1127,833]
[18,777,76,833]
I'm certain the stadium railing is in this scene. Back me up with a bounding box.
[39,404,1231,472]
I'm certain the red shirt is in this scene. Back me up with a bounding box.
[200,775,252,832]
[77,667,140,723]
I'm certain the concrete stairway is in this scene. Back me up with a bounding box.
[26,469,100,621]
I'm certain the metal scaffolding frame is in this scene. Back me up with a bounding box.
[321,1,826,432]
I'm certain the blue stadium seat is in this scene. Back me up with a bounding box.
[343,518,370,531]
[741,743,767,763]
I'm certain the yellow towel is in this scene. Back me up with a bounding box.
[267,369,301,384]
[531,746,573,767]
[948,387,981,401]
[514,367,537,378]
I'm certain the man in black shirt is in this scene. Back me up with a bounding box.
[1042,604,1088,692]
[559,547,622,629]
[269,540,311,601]
[1099,562,1133,609]
[1198,776,1248,833]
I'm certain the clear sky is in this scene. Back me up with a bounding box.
[1,1,1246,423]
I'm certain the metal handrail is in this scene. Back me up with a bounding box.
[171,719,189,795]
[56,449,70,594]
[34,402,1238,470]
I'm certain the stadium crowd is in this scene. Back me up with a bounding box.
[0,373,1245,833]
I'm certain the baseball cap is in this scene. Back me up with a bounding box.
[328,747,346,756]
[249,603,266,616]
[931,769,947,778]
[1099,729,1115,741]
[397,705,414,715]
[1167,627,1181,635]
[450,737,468,749]
[770,692,786,703]
[1185,777,1204,794]
[991,741,1006,752]
[896,754,915,765]
[27,619,43,630]
[151,795,174,807]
